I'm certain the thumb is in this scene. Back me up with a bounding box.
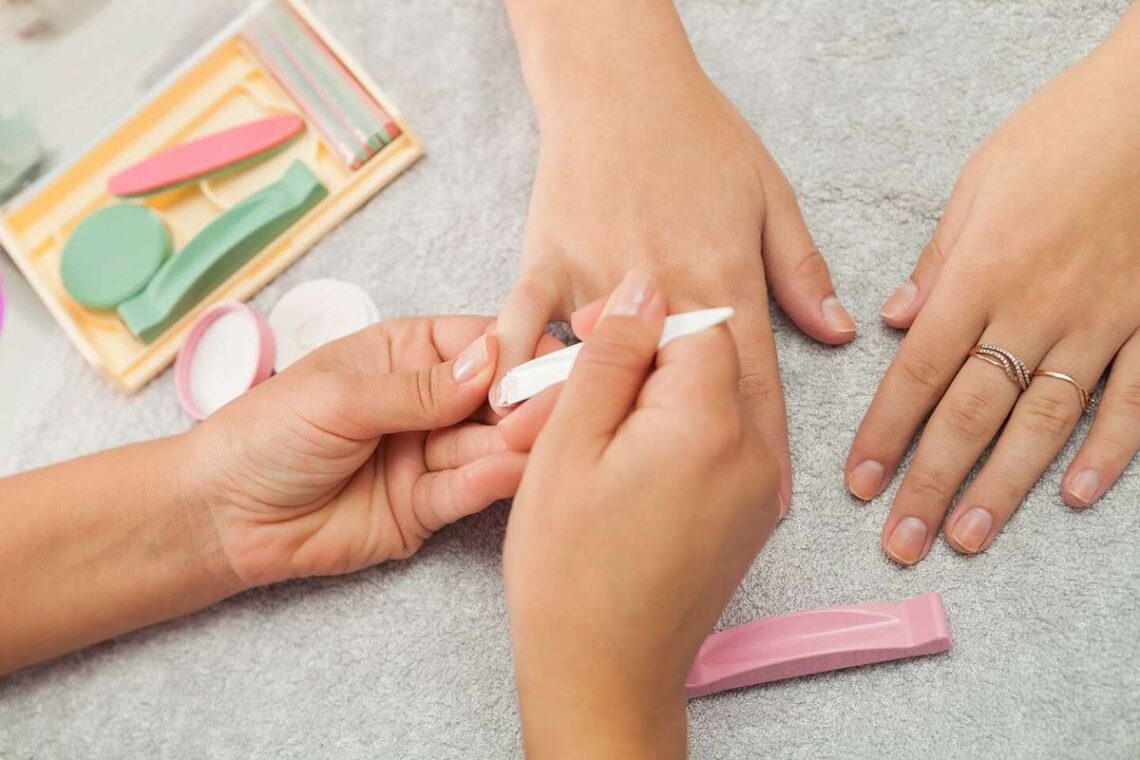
[544,271,666,449]
[329,334,499,437]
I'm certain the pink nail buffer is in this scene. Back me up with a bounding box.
[685,592,952,698]
[107,114,305,197]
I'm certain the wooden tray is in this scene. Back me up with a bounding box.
[0,0,423,393]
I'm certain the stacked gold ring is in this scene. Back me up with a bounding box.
[969,343,1031,390]
[1032,370,1092,412]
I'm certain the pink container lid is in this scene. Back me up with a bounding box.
[174,300,275,420]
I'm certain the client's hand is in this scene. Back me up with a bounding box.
[846,6,1140,565]
[191,317,559,587]
[501,272,780,759]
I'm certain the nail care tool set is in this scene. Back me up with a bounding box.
[0,0,422,393]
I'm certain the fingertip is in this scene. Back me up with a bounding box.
[879,280,920,329]
[1062,466,1102,509]
[820,295,857,343]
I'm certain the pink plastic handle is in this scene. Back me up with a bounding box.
[685,592,952,698]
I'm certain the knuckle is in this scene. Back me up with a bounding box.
[736,364,780,408]
[1019,392,1078,438]
[577,326,649,372]
[1107,380,1140,417]
[790,248,831,284]
[942,390,995,440]
[896,351,944,395]
[414,366,442,415]
[903,469,953,506]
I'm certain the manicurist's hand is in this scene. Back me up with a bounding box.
[500,272,781,759]
[0,316,559,673]
[496,0,856,512]
[192,317,552,587]
[846,5,1140,565]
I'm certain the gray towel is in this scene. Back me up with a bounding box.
[2,0,1137,757]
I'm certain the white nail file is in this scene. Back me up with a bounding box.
[497,307,734,406]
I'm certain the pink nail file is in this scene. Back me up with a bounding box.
[107,114,305,197]
[685,592,952,699]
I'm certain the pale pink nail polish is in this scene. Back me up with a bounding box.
[880,280,918,321]
[453,335,490,383]
[605,270,654,317]
[951,507,993,554]
[1067,469,1100,507]
[886,516,928,565]
[848,460,885,500]
[821,295,856,334]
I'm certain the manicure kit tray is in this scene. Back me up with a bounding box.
[0,0,422,393]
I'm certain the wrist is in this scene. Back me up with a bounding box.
[505,0,705,130]
[176,428,251,596]
[511,628,689,758]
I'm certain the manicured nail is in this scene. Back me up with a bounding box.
[951,507,993,554]
[605,270,655,317]
[885,516,928,565]
[879,280,918,321]
[1067,468,1100,507]
[821,295,856,334]
[453,335,490,383]
[847,460,885,500]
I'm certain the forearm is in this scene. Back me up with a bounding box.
[0,435,242,674]
[503,0,703,131]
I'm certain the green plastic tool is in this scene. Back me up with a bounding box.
[117,160,327,343]
[60,204,172,309]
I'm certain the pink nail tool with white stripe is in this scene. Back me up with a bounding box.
[686,592,952,698]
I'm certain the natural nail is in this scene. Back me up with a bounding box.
[453,335,490,383]
[605,270,655,317]
[880,280,918,321]
[886,516,928,565]
[821,295,856,334]
[848,460,885,500]
[951,507,993,554]
[1067,469,1100,507]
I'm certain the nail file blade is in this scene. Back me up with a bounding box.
[498,307,734,406]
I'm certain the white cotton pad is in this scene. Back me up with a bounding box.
[174,301,276,420]
[268,279,380,371]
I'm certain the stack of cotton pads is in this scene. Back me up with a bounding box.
[174,278,379,419]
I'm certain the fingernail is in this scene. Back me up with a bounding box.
[879,280,918,321]
[821,295,856,334]
[453,335,490,383]
[951,507,993,554]
[777,491,788,519]
[1067,468,1100,507]
[604,270,655,317]
[847,460,885,500]
[885,516,928,565]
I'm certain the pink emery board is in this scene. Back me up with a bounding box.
[685,592,952,698]
[107,114,305,197]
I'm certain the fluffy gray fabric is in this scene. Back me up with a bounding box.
[2,0,1138,757]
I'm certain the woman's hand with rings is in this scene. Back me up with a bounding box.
[846,7,1140,565]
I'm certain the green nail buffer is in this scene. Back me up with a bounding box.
[118,160,327,343]
[60,204,172,309]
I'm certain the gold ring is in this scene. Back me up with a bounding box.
[969,343,1031,390]
[1032,370,1092,412]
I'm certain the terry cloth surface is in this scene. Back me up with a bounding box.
[2,0,1138,757]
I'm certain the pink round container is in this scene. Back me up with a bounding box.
[174,300,275,420]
